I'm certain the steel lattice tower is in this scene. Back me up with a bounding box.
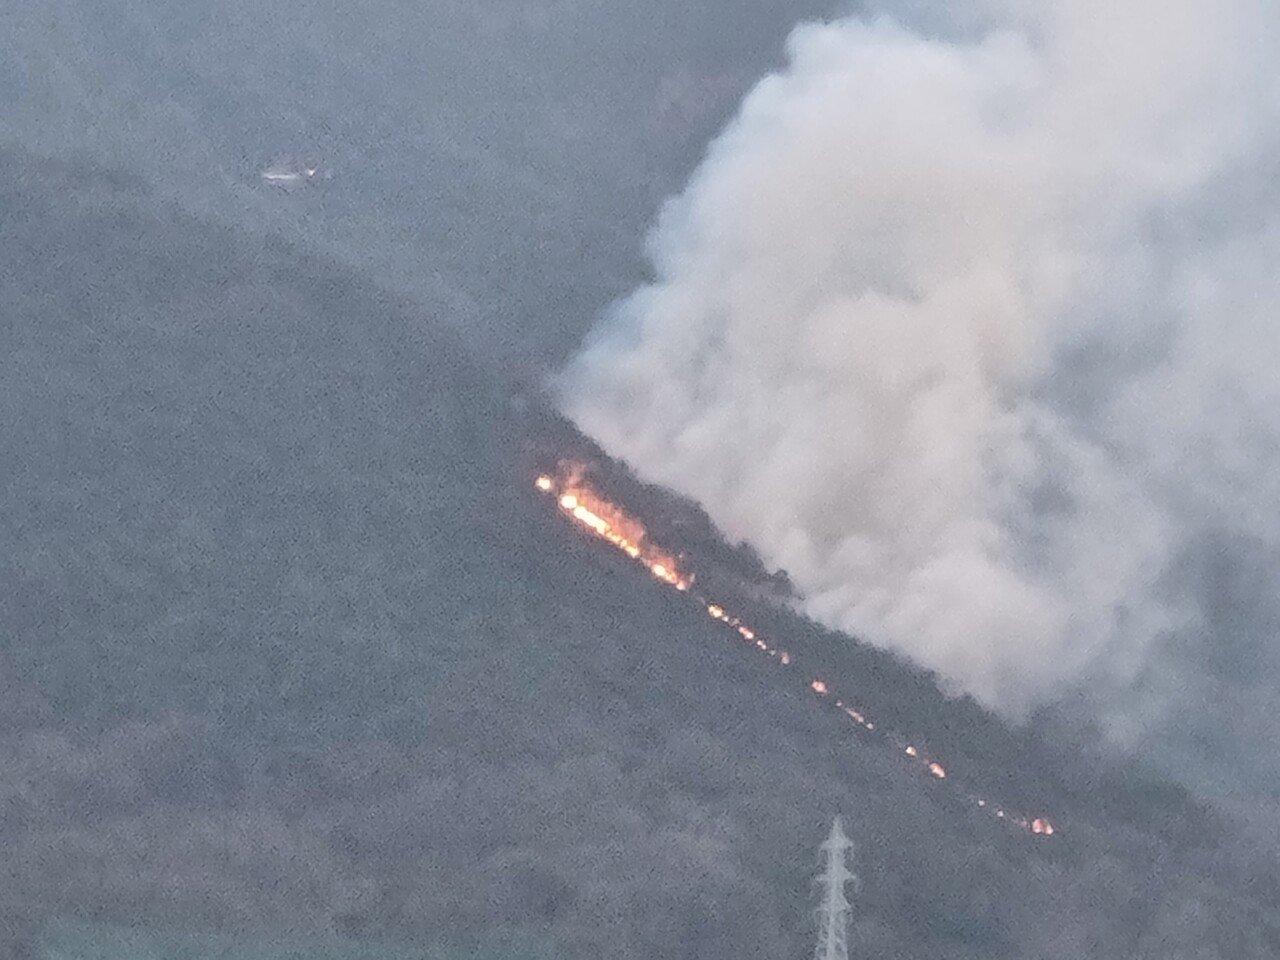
[813,818,857,960]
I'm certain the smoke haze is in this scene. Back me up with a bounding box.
[562,0,1280,754]
[8,2,1280,956]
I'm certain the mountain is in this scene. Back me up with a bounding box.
[2,147,1279,960]
[2,0,833,369]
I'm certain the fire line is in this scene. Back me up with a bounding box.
[533,469,1056,839]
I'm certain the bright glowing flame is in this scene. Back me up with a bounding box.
[534,467,1059,840]
[539,471,686,588]
[572,504,611,536]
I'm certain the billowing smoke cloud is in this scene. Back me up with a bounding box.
[560,1,1280,722]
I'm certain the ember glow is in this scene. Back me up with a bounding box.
[533,469,1057,839]
[539,473,689,590]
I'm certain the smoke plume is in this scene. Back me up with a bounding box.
[560,1,1280,727]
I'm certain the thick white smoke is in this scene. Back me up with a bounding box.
[560,1,1280,719]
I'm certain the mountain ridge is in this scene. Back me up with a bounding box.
[2,146,1278,960]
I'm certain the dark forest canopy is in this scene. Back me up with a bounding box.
[2,148,1278,960]
[4,2,1280,957]
[2,0,834,370]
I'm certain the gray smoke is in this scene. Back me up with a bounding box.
[561,0,1280,733]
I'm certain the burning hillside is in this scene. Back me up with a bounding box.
[534,466,1056,839]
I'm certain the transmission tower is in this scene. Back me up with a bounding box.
[813,817,858,960]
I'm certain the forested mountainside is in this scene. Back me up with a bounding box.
[3,0,833,368]
[2,149,1278,960]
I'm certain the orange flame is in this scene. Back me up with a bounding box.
[533,468,1058,841]
[537,471,688,590]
